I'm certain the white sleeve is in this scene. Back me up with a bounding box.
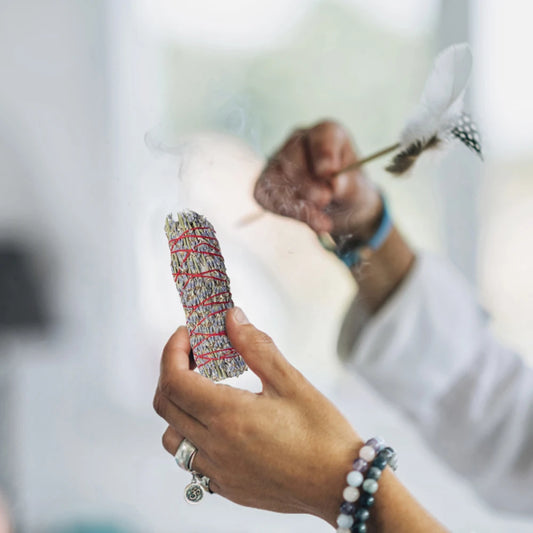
[338,253,533,514]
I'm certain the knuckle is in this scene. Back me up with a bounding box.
[161,429,173,452]
[310,120,346,149]
[293,201,312,223]
[288,127,306,141]
[251,330,274,348]
[319,119,343,135]
[161,336,176,364]
[212,410,244,441]
[153,392,165,416]
[277,202,293,218]
[316,145,334,158]
[159,376,174,397]
[254,168,285,208]
[253,175,269,204]
[280,128,306,155]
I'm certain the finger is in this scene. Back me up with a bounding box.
[340,135,360,170]
[253,167,287,213]
[263,127,335,209]
[306,120,349,179]
[163,332,196,370]
[161,326,192,372]
[226,307,295,395]
[153,391,209,443]
[162,425,184,455]
[288,198,333,233]
[254,127,335,232]
[254,161,300,214]
[254,128,308,210]
[329,138,363,203]
[162,427,219,493]
[188,349,197,370]
[276,127,308,166]
[255,172,333,233]
[158,328,223,422]
[299,182,333,208]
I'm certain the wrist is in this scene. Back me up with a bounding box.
[304,435,365,527]
[328,181,383,240]
[353,227,415,313]
[343,192,384,243]
[327,193,392,270]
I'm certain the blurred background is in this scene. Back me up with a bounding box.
[1,0,533,531]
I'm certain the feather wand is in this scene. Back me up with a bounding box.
[165,211,247,381]
[239,42,482,228]
[384,42,482,174]
[338,42,482,175]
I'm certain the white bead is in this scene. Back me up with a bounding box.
[359,445,376,462]
[346,470,364,487]
[342,486,360,502]
[337,528,351,533]
[336,513,354,529]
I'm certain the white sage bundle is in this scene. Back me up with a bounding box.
[165,211,247,381]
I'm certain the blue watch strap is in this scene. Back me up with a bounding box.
[367,196,392,250]
[336,195,392,269]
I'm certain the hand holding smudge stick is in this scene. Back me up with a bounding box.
[165,211,247,381]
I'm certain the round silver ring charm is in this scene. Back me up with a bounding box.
[175,438,198,472]
[184,473,205,504]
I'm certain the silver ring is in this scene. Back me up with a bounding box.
[175,438,198,472]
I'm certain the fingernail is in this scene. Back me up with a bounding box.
[233,307,249,325]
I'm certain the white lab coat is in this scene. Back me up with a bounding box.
[338,254,533,514]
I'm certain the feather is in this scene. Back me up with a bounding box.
[386,135,440,174]
[451,112,483,158]
[387,43,482,175]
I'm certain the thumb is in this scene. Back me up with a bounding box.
[226,307,293,394]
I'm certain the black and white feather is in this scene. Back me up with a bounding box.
[386,43,482,175]
[451,112,482,157]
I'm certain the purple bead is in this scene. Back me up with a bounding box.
[352,458,368,473]
[340,501,356,515]
[366,437,385,453]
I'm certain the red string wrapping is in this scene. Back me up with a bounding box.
[164,211,247,381]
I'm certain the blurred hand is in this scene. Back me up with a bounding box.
[254,120,382,238]
[153,307,362,526]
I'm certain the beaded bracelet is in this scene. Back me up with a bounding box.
[336,438,398,533]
